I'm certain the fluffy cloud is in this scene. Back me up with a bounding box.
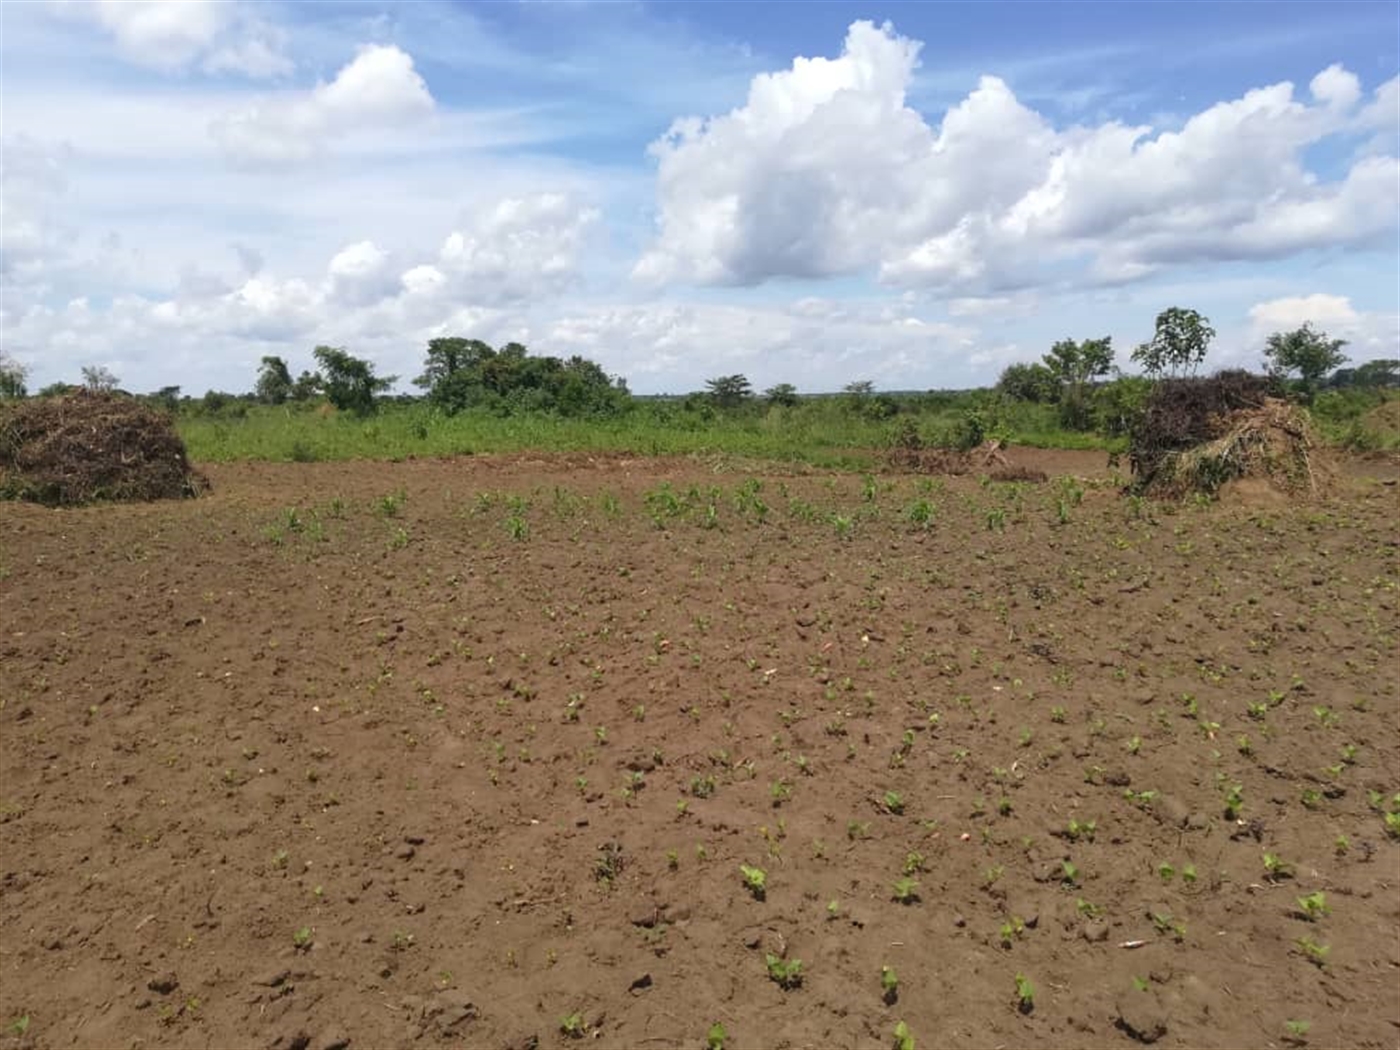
[3,192,601,390]
[637,20,1400,293]
[1247,294,1398,359]
[210,45,434,166]
[539,299,977,392]
[55,0,292,78]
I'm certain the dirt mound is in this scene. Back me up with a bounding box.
[1141,398,1332,499]
[0,392,208,506]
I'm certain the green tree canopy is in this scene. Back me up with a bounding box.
[996,362,1059,403]
[764,382,800,407]
[704,374,753,409]
[1043,337,1113,429]
[255,356,293,404]
[312,346,395,416]
[1263,324,1349,393]
[1132,308,1216,377]
[414,337,627,417]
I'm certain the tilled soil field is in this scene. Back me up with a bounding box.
[1,452,1397,1050]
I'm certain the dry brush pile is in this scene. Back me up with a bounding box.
[0,392,208,506]
[1129,371,1331,498]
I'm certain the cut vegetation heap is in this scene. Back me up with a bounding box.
[1129,371,1332,499]
[0,391,208,506]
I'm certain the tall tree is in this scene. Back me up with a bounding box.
[255,356,294,404]
[312,346,395,416]
[0,352,27,399]
[1043,337,1113,430]
[764,382,799,407]
[1263,324,1348,397]
[81,365,119,392]
[704,374,753,409]
[1132,308,1215,377]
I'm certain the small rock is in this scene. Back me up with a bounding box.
[1116,993,1168,1044]
[133,998,152,1010]
[395,846,416,861]
[1185,812,1209,831]
[953,915,967,928]
[403,834,426,845]
[628,973,653,995]
[1104,769,1132,787]
[1082,921,1109,943]
[147,972,179,995]
[315,1030,350,1050]
[1022,913,1039,930]
[254,969,291,988]
[1155,796,1190,828]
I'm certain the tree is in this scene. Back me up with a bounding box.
[291,370,323,401]
[996,362,1059,403]
[413,337,627,416]
[1263,324,1349,395]
[704,374,753,409]
[81,365,119,392]
[150,385,182,412]
[255,356,294,405]
[843,380,875,398]
[1132,308,1215,377]
[764,383,800,407]
[1043,337,1113,429]
[312,346,395,416]
[0,353,27,399]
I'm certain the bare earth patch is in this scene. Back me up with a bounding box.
[1,452,1396,1049]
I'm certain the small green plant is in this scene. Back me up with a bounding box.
[826,899,841,920]
[706,1021,727,1050]
[999,915,1025,947]
[881,965,899,1004]
[1014,973,1035,1014]
[1300,788,1323,810]
[1296,891,1329,921]
[1283,1019,1310,1042]
[770,779,793,806]
[1263,853,1294,880]
[891,875,920,904]
[1066,818,1096,842]
[9,1016,30,1037]
[1050,705,1067,723]
[1181,863,1197,885]
[883,790,905,815]
[765,953,804,989]
[1294,936,1329,967]
[560,1012,585,1039]
[739,864,767,900]
[1060,860,1080,887]
[892,1020,915,1050]
[292,926,312,949]
[903,851,926,875]
[1223,783,1244,820]
[1075,898,1103,919]
[1157,861,1175,882]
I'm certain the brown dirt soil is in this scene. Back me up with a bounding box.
[2,453,1398,1050]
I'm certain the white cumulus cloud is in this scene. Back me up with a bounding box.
[637,20,1400,294]
[54,0,292,78]
[210,44,434,166]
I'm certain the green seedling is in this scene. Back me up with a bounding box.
[1066,819,1096,842]
[739,864,767,900]
[1296,891,1329,921]
[1263,853,1294,880]
[292,926,312,949]
[826,900,841,920]
[1157,862,1175,882]
[770,779,793,806]
[883,791,905,815]
[764,953,804,990]
[847,820,871,840]
[999,916,1025,947]
[1131,976,1149,992]
[1284,1019,1310,1043]
[1075,898,1103,919]
[560,1012,585,1039]
[1181,863,1197,885]
[1300,788,1322,810]
[1014,973,1035,1014]
[903,851,926,875]
[892,876,920,904]
[9,1017,29,1037]
[881,965,899,1004]
[1294,936,1329,967]
[707,1022,727,1050]
[1061,860,1080,887]
[1223,783,1244,820]
[893,1020,915,1050]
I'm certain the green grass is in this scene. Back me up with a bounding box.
[178,399,1120,466]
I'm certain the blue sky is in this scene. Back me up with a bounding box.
[2,0,1396,395]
